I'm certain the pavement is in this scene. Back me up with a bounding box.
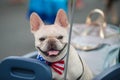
[0,0,120,60]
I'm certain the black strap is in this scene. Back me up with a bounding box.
[118,48,120,62]
[76,54,84,80]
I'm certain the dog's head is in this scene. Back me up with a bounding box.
[30,9,69,62]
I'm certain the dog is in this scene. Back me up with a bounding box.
[30,9,93,80]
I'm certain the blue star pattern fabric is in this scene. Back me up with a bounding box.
[37,54,46,63]
[37,54,65,75]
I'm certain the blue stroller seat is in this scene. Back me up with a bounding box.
[93,63,120,80]
[0,56,52,80]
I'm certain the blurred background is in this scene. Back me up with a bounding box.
[0,0,120,60]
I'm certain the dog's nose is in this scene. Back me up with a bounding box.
[47,39,56,49]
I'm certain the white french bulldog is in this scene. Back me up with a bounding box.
[30,9,93,80]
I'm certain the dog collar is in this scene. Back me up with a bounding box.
[37,54,65,75]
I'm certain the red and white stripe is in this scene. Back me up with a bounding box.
[51,60,64,75]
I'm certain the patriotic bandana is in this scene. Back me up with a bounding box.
[37,54,64,75]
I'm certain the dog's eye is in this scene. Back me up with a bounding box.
[39,37,45,41]
[57,36,63,39]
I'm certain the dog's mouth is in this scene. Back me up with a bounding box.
[47,49,60,57]
[37,47,62,57]
[37,44,67,57]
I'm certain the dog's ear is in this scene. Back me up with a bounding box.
[30,12,44,33]
[55,9,69,28]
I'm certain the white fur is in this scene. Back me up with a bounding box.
[30,9,93,80]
